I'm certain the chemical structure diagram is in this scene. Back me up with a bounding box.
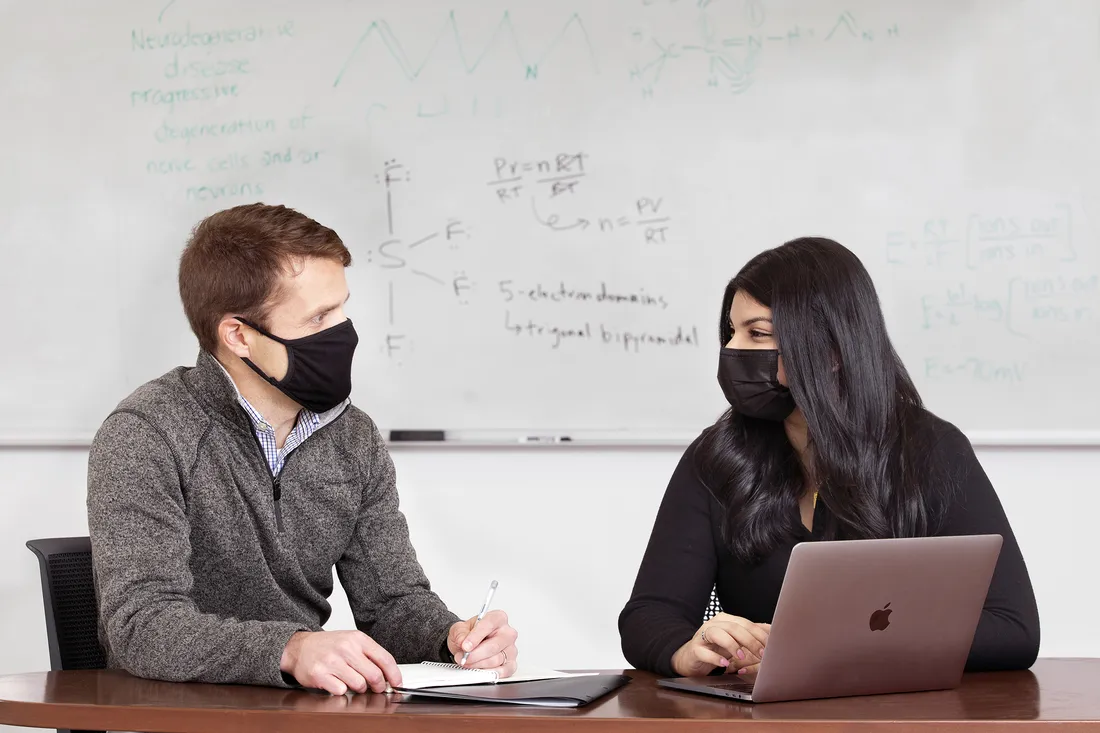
[364,159,475,360]
[629,8,900,98]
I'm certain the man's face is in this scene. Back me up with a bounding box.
[234,256,350,381]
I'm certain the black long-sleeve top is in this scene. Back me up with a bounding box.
[619,419,1040,677]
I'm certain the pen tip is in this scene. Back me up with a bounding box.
[490,580,498,589]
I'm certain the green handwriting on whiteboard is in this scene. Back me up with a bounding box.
[918,275,1098,338]
[130,84,239,110]
[154,117,277,145]
[333,11,598,87]
[131,21,295,51]
[630,10,900,98]
[924,358,1027,384]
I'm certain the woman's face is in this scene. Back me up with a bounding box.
[727,290,788,387]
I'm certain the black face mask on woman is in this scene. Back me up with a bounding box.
[236,317,359,413]
[717,348,796,421]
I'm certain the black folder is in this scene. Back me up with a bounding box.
[394,673,631,707]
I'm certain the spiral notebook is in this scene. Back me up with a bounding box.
[390,661,596,690]
[388,663,630,708]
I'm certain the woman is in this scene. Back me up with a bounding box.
[618,237,1039,678]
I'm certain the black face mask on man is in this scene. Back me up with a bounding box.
[717,348,796,421]
[235,317,359,413]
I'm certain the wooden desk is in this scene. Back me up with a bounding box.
[1,659,1098,732]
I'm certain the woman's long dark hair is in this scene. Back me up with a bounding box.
[695,237,949,563]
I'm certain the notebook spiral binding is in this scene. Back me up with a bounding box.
[421,661,502,680]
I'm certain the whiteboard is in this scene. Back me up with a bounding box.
[2,0,1099,445]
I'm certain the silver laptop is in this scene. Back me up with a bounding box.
[658,534,1002,703]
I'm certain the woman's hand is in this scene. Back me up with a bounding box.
[670,613,771,677]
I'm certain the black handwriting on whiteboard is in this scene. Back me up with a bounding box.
[530,198,590,232]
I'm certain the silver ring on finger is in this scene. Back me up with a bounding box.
[701,628,709,644]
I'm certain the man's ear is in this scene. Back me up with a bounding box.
[219,317,251,359]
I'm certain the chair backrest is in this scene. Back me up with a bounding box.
[25,537,107,672]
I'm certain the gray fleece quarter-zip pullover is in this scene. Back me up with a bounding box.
[86,351,458,687]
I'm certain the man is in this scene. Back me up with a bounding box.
[87,203,518,695]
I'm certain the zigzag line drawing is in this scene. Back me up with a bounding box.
[333,10,599,86]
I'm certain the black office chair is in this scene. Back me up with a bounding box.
[26,536,107,733]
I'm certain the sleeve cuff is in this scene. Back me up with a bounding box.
[436,624,455,663]
[654,627,696,678]
[265,624,313,688]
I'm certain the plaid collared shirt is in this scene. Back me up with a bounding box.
[215,360,347,476]
[236,394,323,476]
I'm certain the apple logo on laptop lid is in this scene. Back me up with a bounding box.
[869,603,892,632]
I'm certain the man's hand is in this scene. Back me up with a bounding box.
[280,630,401,695]
[446,610,519,677]
[671,613,770,678]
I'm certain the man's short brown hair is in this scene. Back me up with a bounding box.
[179,203,352,354]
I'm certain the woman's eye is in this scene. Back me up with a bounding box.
[750,329,772,339]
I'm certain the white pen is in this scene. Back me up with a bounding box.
[461,579,498,666]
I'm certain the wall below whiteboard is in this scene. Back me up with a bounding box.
[0,444,1095,732]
